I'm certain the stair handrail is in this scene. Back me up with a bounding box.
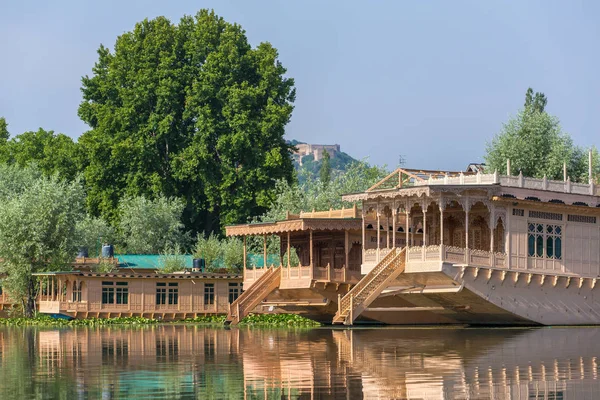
[338,247,402,315]
[229,265,280,321]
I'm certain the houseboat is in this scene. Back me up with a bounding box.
[228,164,600,326]
[35,257,242,320]
[224,207,365,324]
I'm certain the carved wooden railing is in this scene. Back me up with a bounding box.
[226,266,281,325]
[333,248,406,325]
[411,170,599,196]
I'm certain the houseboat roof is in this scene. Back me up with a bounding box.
[33,271,241,280]
[225,206,362,236]
[342,168,600,207]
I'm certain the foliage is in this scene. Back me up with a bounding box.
[221,238,244,272]
[78,10,296,235]
[319,150,331,185]
[0,315,159,326]
[0,163,42,199]
[159,244,187,273]
[238,313,321,327]
[294,149,357,183]
[180,315,226,324]
[261,159,388,222]
[485,88,599,181]
[0,170,84,316]
[193,233,223,270]
[75,215,116,257]
[95,259,117,273]
[0,128,80,181]
[0,117,8,141]
[118,195,187,254]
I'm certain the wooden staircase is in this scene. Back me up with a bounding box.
[225,266,281,325]
[332,247,406,325]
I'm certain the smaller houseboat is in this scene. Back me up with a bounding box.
[35,256,242,320]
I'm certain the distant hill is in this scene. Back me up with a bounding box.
[288,140,357,182]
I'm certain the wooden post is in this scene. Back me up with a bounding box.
[490,207,495,253]
[405,209,410,248]
[422,208,427,261]
[243,236,247,270]
[263,235,267,269]
[376,210,381,262]
[465,199,470,263]
[287,232,291,267]
[392,209,396,248]
[386,215,390,249]
[345,229,349,271]
[309,230,314,268]
[440,205,444,247]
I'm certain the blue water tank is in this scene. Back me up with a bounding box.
[193,258,205,272]
[77,247,89,258]
[101,244,114,258]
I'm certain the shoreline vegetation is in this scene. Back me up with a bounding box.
[0,313,321,328]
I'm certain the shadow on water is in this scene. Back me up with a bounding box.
[0,324,599,399]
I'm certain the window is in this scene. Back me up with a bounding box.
[102,281,114,304]
[116,282,128,304]
[528,211,562,221]
[102,281,128,304]
[156,282,167,305]
[168,283,178,305]
[512,208,525,217]
[229,283,240,303]
[204,283,215,305]
[72,281,82,302]
[568,214,597,224]
[528,223,562,260]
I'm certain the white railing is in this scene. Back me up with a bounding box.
[412,171,599,196]
[364,249,377,263]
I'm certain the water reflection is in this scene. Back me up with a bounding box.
[0,325,599,399]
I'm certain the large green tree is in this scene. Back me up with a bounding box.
[485,88,597,181]
[0,165,84,316]
[0,127,80,181]
[78,10,296,234]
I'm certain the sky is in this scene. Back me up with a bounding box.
[1,1,599,171]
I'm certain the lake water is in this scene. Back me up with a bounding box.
[0,325,599,399]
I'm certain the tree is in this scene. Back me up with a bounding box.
[117,195,187,254]
[485,88,584,180]
[193,233,222,270]
[2,128,80,181]
[78,10,296,234]
[319,150,331,185]
[221,238,244,272]
[0,166,84,316]
[0,117,8,141]
[75,215,116,257]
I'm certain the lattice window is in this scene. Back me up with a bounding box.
[527,223,562,260]
[567,214,597,224]
[512,209,524,217]
[528,211,563,221]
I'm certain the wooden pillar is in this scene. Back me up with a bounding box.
[287,232,291,267]
[376,210,381,262]
[263,235,267,268]
[440,204,444,248]
[361,209,366,252]
[386,215,390,249]
[392,209,396,248]
[465,199,470,264]
[490,208,495,253]
[405,209,410,247]
[309,230,314,267]
[344,230,349,269]
[51,277,54,301]
[506,208,512,269]
[243,236,247,270]
[422,208,427,246]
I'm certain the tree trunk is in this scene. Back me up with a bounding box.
[24,277,36,318]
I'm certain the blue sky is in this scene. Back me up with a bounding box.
[1,1,599,170]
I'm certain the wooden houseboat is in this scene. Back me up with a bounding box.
[228,164,600,326]
[35,270,242,320]
[332,164,600,325]
[224,207,365,324]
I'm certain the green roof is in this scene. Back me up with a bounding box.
[116,253,280,269]
[117,254,194,269]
